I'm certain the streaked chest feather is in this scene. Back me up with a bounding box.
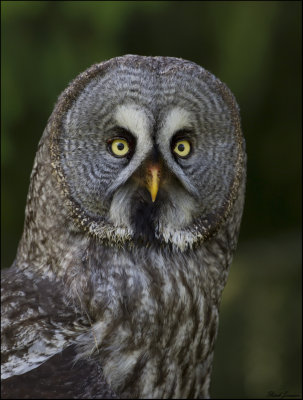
[74,249,219,398]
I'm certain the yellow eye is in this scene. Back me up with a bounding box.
[110,138,130,157]
[173,139,191,158]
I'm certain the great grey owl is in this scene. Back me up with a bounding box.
[1,55,246,399]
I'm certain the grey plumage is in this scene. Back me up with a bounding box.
[1,55,246,398]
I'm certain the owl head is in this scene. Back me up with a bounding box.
[49,55,245,251]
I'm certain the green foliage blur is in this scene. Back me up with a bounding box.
[1,1,301,398]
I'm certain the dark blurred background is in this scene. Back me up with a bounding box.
[1,1,301,398]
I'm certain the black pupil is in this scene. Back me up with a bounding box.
[117,142,125,151]
[178,143,185,152]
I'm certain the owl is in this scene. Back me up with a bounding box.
[1,55,246,399]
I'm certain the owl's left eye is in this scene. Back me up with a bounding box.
[172,139,191,158]
[108,138,130,158]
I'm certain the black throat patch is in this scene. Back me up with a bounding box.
[130,191,160,244]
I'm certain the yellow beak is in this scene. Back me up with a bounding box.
[146,164,161,202]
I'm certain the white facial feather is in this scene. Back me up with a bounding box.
[114,104,153,154]
[106,104,153,196]
[159,107,194,147]
[109,182,137,229]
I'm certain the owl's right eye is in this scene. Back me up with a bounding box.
[108,138,130,158]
